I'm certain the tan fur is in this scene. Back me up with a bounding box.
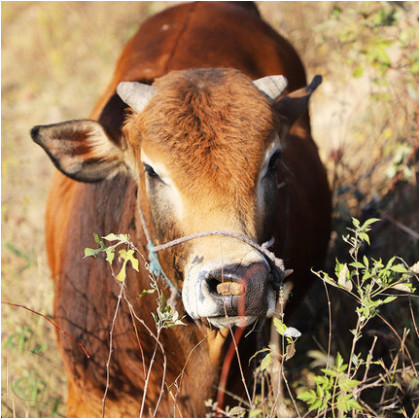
[128,69,275,238]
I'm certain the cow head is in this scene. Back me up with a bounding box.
[31,68,320,328]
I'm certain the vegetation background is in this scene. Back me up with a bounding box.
[2,1,418,416]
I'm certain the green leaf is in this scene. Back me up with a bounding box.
[385,256,396,269]
[84,247,101,258]
[316,380,325,395]
[248,409,263,418]
[103,233,130,243]
[309,398,325,412]
[359,232,370,245]
[350,261,365,269]
[336,352,344,369]
[337,393,352,413]
[116,263,127,282]
[260,352,272,371]
[5,243,31,262]
[322,367,338,377]
[312,375,331,387]
[393,283,412,292]
[229,406,246,417]
[347,398,363,411]
[32,344,48,354]
[321,275,340,288]
[249,347,271,364]
[390,264,408,273]
[131,257,139,272]
[105,248,115,264]
[85,233,106,258]
[103,233,119,241]
[340,378,360,391]
[139,289,155,297]
[362,255,370,268]
[351,353,360,367]
[119,249,139,272]
[337,392,363,413]
[362,218,380,228]
[273,317,287,335]
[297,389,317,404]
[338,263,352,292]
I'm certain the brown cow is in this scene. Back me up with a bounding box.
[31,2,331,417]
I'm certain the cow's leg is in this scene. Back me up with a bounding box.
[66,381,97,418]
[66,379,142,417]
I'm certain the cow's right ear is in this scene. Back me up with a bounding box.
[274,75,322,129]
[31,120,127,183]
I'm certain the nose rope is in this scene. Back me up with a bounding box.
[138,207,179,292]
[152,230,285,271]
[138,206,290,292]
[147,241,178,291]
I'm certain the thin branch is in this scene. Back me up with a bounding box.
[356,375,385,392]
[216,326,247,417]
[123,294,167,418]
[346,319,363,379]
[361,335,378,385]
[140,329,162,418]
[377,313,418,378]
[378,210,419,240]
[169,334,209,417]
[322,281,333,367]
[127,301,147,380]
[102,280,125,418]
[1,301,89,358]
[230,325,252,404]
[408,296,419,338]
[281,364,301,417]
[168,389,184,418]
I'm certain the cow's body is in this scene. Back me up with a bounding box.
[34,2,331,416]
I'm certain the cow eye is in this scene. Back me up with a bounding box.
[268,150,282,173]
[144,163,160,179]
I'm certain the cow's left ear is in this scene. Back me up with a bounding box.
[31,120,127,182]
[274,75,322,128]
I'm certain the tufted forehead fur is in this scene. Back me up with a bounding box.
[128,69,274,191]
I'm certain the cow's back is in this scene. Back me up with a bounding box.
[91,1,307,119]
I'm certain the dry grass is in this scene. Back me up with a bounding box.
[2,2,417,416]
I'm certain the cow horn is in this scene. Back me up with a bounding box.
[116,81,156,113]
[253,75,288,102]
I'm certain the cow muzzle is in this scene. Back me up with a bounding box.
[182,259,277,328]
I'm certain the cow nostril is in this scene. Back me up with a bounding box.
[206,277,220,294]
[205,273,245,296]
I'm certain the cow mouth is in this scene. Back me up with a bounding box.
[206,315,259,329]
